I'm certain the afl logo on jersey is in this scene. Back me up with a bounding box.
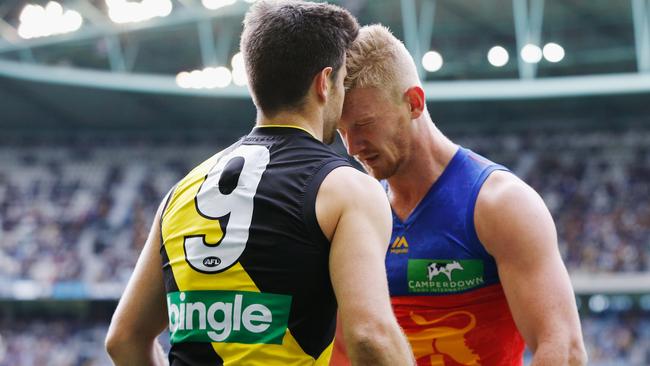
[203,256,221,267]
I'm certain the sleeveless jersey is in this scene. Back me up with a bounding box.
[386,147,525,366]
[160,126,350,366]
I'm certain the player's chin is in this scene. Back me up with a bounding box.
[370,160,400,180]
[364,163,389,180]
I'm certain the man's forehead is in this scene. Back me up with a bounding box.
[344,88,389,112]
[342,97,374,119]
[347,86,390,101]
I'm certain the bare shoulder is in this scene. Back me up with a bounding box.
[475,170,556,258]
[316,166,390,241]
[476,170,531,205]
[476,170,547,217]
[320,166,386,201]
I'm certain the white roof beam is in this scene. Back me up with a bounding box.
[2,59,650,100]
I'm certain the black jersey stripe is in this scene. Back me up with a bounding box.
[161,244,179,293]
[169,342,224,366]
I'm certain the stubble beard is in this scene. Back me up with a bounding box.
[322,120,337,144]
[322,102,341,145]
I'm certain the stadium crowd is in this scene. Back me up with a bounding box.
[0,320,112,366]
[1,129,648,289]
[0,137,208,292]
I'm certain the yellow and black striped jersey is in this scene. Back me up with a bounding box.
[160,126,351,365]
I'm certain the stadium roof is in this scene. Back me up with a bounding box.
[0,0,649,131]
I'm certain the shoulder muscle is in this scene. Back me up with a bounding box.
[316,166,391,243]
[475,170,557,261]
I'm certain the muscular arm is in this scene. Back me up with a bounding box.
[316,167,414,366]
[105,200,169,366]
[475,171,587,366]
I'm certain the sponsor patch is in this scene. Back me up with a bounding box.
[167,290,292,344]
[407,259,484,294]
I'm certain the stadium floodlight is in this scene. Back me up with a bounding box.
[231,52,244,70]
[45,1,63,17]
[231,52,247,86]
[422,51,443,72]
[176,71,192,89]
[210,66,232,88]
[203,67,220,89]
[176,67,233,89]
[543,42,565,63]
[232,68,247,86]
[487,46,509,67]
[520,44,542,64]
[202,0,237,10]
[189,69,204,89]
[106,0,173,24]
[18,2,83,39]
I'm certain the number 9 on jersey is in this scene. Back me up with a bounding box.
[184,144,270,273]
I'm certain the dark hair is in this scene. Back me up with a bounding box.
[240,0,359,116]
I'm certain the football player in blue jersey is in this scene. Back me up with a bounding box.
[334,24,586,366]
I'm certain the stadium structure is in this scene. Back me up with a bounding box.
[0,0,649,364]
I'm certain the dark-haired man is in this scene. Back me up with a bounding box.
[105,1,413,365]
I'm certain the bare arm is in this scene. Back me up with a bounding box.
[475,171,587,366]
[105,200,169,366]
[316,167,414,366]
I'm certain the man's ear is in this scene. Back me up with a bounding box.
[314,67,334,102]
[404,86,425,119]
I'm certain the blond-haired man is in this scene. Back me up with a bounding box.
[334,24,587,366]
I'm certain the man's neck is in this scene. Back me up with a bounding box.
[387,119,457,220]
[256,109,322,141]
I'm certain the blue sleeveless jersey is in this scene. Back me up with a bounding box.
[384,146,525,366]
[386,147,506,296]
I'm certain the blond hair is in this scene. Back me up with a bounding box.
[345,24,420,97]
